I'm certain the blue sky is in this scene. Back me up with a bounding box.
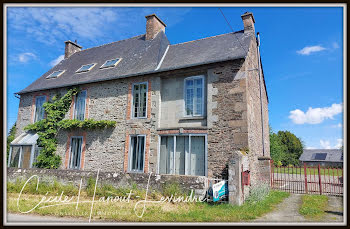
[6,6,344,149]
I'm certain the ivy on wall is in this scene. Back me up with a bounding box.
[24,88,116,169]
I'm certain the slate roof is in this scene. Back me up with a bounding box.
[299,149,343,163]
[17,30,254,95]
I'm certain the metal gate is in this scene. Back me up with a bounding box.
[270,161,343,196]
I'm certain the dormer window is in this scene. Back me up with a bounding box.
[100,58,121,69]
[46,70,65,79]
[76,63,96,73]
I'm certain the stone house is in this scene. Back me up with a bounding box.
[299,149,343,167]
[9,12,270,185]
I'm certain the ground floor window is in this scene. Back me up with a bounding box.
[69,136,83,170]
[129,135,146,172]
[159,135,206,176]
[8,145,41,168]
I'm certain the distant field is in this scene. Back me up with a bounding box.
[273,167,343,176]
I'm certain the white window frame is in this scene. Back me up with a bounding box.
[128,135,146,173]
[100,58,122,69]
[33,95,47,123]
[131,82,148,119]
[73,90,87,120]
[76,63,97,73]
[8,144,37,168]
[46,70,65,79]
[183,75,205,117]
[68,136,84,170]
[157,134,208,177]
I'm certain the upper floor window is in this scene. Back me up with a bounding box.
[100,58,121,69]
[76,63,96,73]
[73,90,87,121]
[69,136,83,170]
[46,70,65,79]
[34,95,46,122]
[184,75,204,117]
[132,82,148,118]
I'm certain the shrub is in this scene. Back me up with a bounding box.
[162,182,183,197]
[245,183,270,204]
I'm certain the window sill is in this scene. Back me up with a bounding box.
[179,116,206,121]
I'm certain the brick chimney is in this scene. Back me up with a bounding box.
[64,40,82,59]
[145,14,166,40]
[241,12,255,34]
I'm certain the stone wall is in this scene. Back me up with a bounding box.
[14,54,270,186]
[245,38,270,186]
[207,59,249,179]
[7,167,207,196]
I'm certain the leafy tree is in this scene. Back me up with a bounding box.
[269,127,287,166]
[277,130,304,166]
[7,122,16,162]
[269,128,304,166]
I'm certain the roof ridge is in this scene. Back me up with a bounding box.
[71,34,145,55]
[170,30,244,47]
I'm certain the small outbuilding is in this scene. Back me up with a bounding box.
[299,149,343,167]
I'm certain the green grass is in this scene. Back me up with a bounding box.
[299,195,328,220]
[273,167,343,176]
[7,178,79,196]
[7,190,289,222]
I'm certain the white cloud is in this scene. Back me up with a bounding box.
[49,55,64,67]
[335,139,343,149]
[319,139,343,149]
[18,52,36,63]
[320,140,331,149]
[8,8,122,45]
[289,103,343,125]
[331,123,342,128]
[7,8,191,46]
[306,146,316,149]
[297,45,326,55]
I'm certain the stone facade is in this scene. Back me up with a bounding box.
[14,43,269,191]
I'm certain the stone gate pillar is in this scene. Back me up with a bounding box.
[228,151,244,205]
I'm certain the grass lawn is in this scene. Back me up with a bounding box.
[273,167,343,176]
[7,191,289,222]
[299,195,328,220]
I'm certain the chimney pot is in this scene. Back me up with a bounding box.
[64,40,82,59]
[145,14,166,40]
[241,12,255,34]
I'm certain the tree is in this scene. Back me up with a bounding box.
[7,122,16,162]
[277,130,304,166]
[269,127,287,166]
[269,127,304,166]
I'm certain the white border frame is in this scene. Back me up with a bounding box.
[76,63,97,73]
[131,81,148,119]
[157,133,208,177]
[183,75,205,118]
[68,136,84,170]
[128,134,147,173]
[99,58,122,69]
[46,70,65,79]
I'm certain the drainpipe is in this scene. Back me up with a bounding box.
[256,32,265,157]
